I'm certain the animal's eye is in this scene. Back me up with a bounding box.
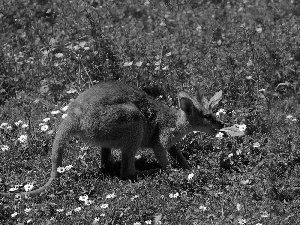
[203,114,216,121]
[203,114,211,119]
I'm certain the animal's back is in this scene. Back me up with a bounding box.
[73,82,148,105]
[67,82,161,147]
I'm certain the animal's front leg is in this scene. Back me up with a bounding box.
[101,147,113,173]
[167,145,191,169]
[152,143,170,170]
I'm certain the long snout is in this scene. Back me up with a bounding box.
[213,120,227,133]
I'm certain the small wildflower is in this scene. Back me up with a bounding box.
[181,191,187,196]
[135,155,142,160]
[0,122,9,129]
[286,115,297,122]
[51,110,61,115]
[56,208,64,212]
[236,149,242,155]
[57,166,65,173]
[237,218,247,225]
[135,61,143,67]
[42,49,50,55]
[100,213,105,217]
[11,212,18,218]
[94,217,100,222]
[73,45,79,51]
[0,145,9,151]
[216,109,226,116]
[55,53,64,58]
[78,41,86,48]
[106,193,116,199]
[261,211,269,218]
[24,207,32,213]
[61,105,69,112]
[43,118,51,123]
[196,25,202,34]
[187,173,194,180]
[144,0,150,6]
[253,142,260,148]
[240,179,250,185]
[85,199,94,205]
[66,211,73,216]
[256,26,263,33]
[199,205,207,211]
[79,195,89,202]
[81,146,89,151]
[131,195,139,201]
[123,61,133,67]
[66,88,77,94]
[145,220,152,224]
[41,124,49,131]
[74,207,82,212]
[247,59,253,67]
[14,194,21,201]
[65,165,73,171]
[162,65,169,70]
[9,186,19,192]
[15,120,23,126]
[155,60,161,66]
[18,134,28,143]
[238,124,247,132]
[24,183,34,192]
[169,192,179,198]
[236,203,242,211]
[228,153,234,158]
[6,125,13,130]
[62,113,68,119]
[216,132,224,139]
[100,204,109,209]
[160,21,166,26]
[21,123,29,128]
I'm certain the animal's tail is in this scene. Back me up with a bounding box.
[0,116,75,197]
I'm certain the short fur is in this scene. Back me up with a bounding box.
[0,82,223,197]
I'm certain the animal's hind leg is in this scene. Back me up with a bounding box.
[101,147,112,173]
[120,144,160,180]
[120,145,137,179]
[152,144,170,170]
[167,145,191,169]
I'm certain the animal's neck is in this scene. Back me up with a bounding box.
[159,109,191,148]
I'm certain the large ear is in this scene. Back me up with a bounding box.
[195,87,209,109]
[178,91,194,115]
[208,90,222,109]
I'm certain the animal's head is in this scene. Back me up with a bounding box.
[177,88,224,134]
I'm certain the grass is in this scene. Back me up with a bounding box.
[1,0,300,224]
